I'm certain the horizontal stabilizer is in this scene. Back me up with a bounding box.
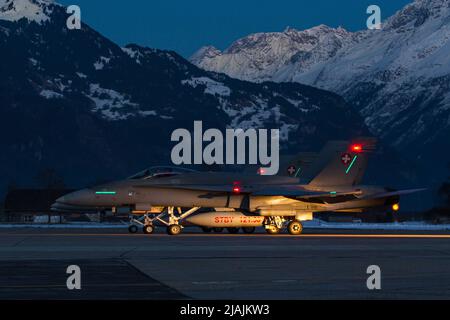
[360,188,426,200]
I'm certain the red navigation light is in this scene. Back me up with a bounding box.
[258,168,266,175]
[350,144,363,153]
[232,181,242,194]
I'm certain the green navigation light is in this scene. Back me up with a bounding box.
[345,156,358,175]
[95,191,116,195]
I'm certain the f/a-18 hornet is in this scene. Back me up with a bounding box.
[53,138,423,235]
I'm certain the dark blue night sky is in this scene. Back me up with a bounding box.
[59,0,412,57]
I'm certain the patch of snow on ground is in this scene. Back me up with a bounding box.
[86,84,158,121]
[182,77,231,97]
[224,98,297,141]
[40,89,63,99]
[28,57,38,66]
[138,110,157,117]
[87,84,138,120]
[121,47,143,64]
[94,56,111,70]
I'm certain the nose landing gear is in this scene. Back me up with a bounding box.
[127,206,200,235]
[143,224,155,234]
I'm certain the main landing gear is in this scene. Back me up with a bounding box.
[265,225,282,235]
[287,221,303,235]
[264,217,305,235]
[264,217,284,235]
[127,206,200,236]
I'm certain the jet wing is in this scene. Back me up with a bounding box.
[134,183,351,198]
[133,184,250,193]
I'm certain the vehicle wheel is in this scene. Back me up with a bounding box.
[227,227,240,234]
[202,227,212,233]
[265,225,281,235]
[242,227,256,234]
[143,224,155,234]
[167,224,182,235]
[287,221,303,235]
[213,227,224,233]
[128,225,138,233]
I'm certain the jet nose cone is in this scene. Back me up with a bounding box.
[55,189,92,206]
[55,195,67,204]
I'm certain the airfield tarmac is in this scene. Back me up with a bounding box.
[0,227,449,300]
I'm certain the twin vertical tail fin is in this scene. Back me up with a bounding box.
[307,138,377,188]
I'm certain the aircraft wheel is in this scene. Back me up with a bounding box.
[242,227,256,234]
[213,227,224,233]
[167,224,182,235]
[227,227,240,234]
[128,225,138,233]
[202,227,212,233]
[265,225,281,235]
[143,224,155,234]
[287,221,303,235]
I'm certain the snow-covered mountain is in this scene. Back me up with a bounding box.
[0,0,372,193]
[0,0,53,23]
[192,0,450,183]
[191,25,360,83]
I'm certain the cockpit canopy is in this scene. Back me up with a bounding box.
[128,166,197,180]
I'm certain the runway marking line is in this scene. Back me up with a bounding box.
[1,233,450,239]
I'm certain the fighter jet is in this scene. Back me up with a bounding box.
[52,138,424,235]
